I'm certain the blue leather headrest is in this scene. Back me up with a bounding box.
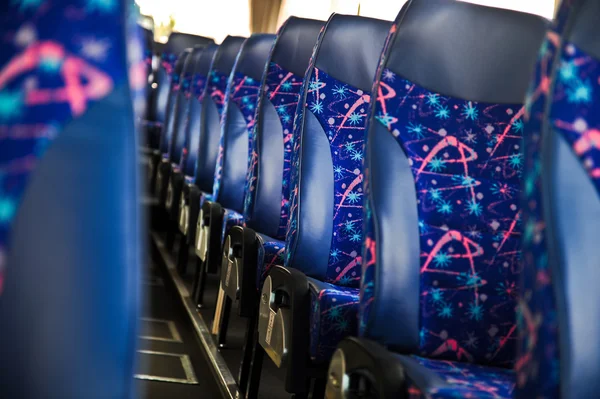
[272,16,325,76]
[314,14,391,92]
[196,44,219,76]
[166,32,215,54]
[236,34,276,81]
[389,0,547,103]
[213,35,247,73]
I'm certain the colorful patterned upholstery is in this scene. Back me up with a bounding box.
[255,233,286,288]
[212,71,261,201]
[244,62,303,238]
[286,67,369,288]
[406,356,514,399]
[308,280,359,363]
[517,1,592,397]
[221,208,244,242]
[365,70,524,366]
[0,0,143,292]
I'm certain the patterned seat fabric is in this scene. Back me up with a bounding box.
[406,356,515,399]
[365,72,524,365]
[256,233,286,287]
[284,15,391,363]
[517,1,600,398]
[0,0,143,289]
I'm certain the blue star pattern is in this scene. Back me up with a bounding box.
[0,0,143,293]
[286,67,369,288]
[362,65,524,367]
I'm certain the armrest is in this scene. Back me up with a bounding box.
[257,265,312,394]
[326,337,407,399]
[221,225,259,317]
[194,200,224,273]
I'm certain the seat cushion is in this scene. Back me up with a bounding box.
[308,278,359,363]
[255,233,286,289]
[403,355,514,399]
[221,208,244,243]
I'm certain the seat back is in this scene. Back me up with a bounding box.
[285,14,391,288]
[212,34,275,211]
[518,0,600,397]
[0,0,143,396]
[194,36,245,194]
[358,0,546,368]
[244,17,324,240]
[169,45,204,166]
[159,48,191,154]
[154,33,214,129]
[182,44,219,177]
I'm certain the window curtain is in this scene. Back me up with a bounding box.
[250,0,283,33]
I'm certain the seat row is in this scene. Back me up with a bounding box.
[145,0,600,398]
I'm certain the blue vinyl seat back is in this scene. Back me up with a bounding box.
[244,17,324,240]
[518,1,600,398]
[159,49,191,154]
[285,14,391,288]
[183,44,219,177]
[212,34,275,212]
[358,0,546,368]
[194,36,245,194]
[0,0,144,397]
[154,33,214,134]
[169,45,204,167]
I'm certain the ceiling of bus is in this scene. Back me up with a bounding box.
[135,0,557,43]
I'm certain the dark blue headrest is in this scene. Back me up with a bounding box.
[236,34,276,81]
[359,0,546,367]
[0,0,143,396]
[213,35,247,73]
[271,16,325,76]
[195,44,219,76]
[166,32,214,54]
[314,14,392,92]
[388,0,547,103]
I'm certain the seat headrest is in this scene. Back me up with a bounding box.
[167,32,215,53]
[272,16,325,77]
[213,35,247,74]
[195,44,219,76]
[236,34,276,81]
[388,0,547,103]
[315,14,391,92]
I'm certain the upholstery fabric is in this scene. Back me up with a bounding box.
[0,0,143,293]
[406,356,515,399]
[308,280,359,363]
[255,233,285,289]
[244,62,303,239]
[516,2,579,396]
[179,71,208,174]
[286,67,369,288]
[369,69,524,367]
[212,71,261,202]
[221,208,244,243]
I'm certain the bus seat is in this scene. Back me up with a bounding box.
[213,17,324,395]
[193,34,274,307]
[324,0,546,397]
[174,44,219,243]
[254,13,392,397]
[147,33,214,193]
[0,0,144,396]
[518,1,600,398]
